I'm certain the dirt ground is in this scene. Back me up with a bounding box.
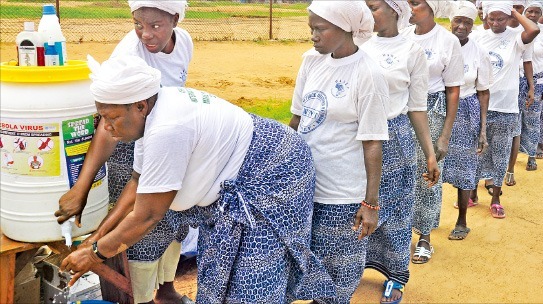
[2,40,542,303]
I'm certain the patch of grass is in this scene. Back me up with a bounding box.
[236,98,292,124]
[0,5,131,18]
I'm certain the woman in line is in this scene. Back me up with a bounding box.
[289,2,390,303]
[361,1,439,303]
[503,0,537,189]
[520,1,542,170]
[473,1,539,218]
[60,56,336,303]
[55,2,194,303]
[402,0,464,264]
[443,1,491,240]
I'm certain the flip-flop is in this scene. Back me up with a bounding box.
[536,152,543,159]
[504,172,516,186]
[448,226,471,240]
[490,203,506,219]
[381,280,404,304]
[453,198,478,209]
[526,158,538,171]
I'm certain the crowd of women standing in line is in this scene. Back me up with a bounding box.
[56,0,542,303]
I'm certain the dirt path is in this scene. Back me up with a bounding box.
[2,40,542,303]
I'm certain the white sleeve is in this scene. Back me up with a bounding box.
[476,47,493,91]
[110,31,139,59]
[516,31,529,52]
[407,44,429,112]
[442,38,465,88]
[523,42,534,62]
[355,68,389,141]
[136,125,195,194]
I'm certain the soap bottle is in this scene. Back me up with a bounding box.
[16,22,45,66]
[38,4,67,65]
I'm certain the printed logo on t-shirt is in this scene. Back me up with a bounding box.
[424,48,436,60]
[498,39,510,50]
[331,80,349,98]
[379,54,399,69]
[180,69,188,85]
[464,64,469,74]
[488,51,504,75]
[299,90,328,134]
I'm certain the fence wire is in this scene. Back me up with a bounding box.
[0,0,312,43]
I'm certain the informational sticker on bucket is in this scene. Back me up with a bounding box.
[0,121,61,176]
[62,114,106,188]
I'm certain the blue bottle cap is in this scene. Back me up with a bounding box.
[42,4,56,15]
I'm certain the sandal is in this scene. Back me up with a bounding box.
[504,172,516,186]
[536,151,543,159]
[412,239,434,264]
[453,198,478,209]
[381,280,404,304]
[490,203,506,219]
[448,226,471,240]
[526,158,537,171]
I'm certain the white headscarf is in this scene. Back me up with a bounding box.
[513,0,528,7]
[88,55,161,105]
[449,1,478,21]
[307,0,374,43]
[128,0,188,21]
[384,0,412,31]
[525,1,543,13]
[426,0,454,18]
[482,1,513,19]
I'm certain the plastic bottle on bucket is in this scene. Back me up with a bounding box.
[38,4,67,65]
[45,38,59,66]
[16,22,45,66]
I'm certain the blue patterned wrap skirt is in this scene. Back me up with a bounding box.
[107,141,187,262]
[443,94,481,190]
[311,203,368,304]
[413,91,446,235]
[187,114,336,303]
[518,73,543,156]
[365,114,416,286]
[477,111,517,186]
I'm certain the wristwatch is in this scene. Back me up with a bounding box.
[92,241,108,261]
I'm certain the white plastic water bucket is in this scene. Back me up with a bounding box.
[0,60,109,242]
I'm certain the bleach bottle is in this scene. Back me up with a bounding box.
[16,22,45,66]
[38,4,67,65]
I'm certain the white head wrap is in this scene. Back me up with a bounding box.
[525,1,543,13]
[476,0,483,9]
[307,0,374,43]
[482,1,513,19]
[384,0,412,31]
[88,55,161,105]
[426,0,454,18]
[128,1,188,21]
[513,0,528,7]
[449,1,478,21]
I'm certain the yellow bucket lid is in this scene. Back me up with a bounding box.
[0,60,90,83]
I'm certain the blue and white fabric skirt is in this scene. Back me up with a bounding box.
[443,94,481,190]
[366,114,416,286]
[188,114,336,303]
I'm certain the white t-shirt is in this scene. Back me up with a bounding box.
[475,28,528,113]
[133,87,254,211]
[291,48,389,205]
[362,34,428,119]
[459,39,493,98]
[532,24,543,75]
[402,24,465,93]
[111,27,193,87]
